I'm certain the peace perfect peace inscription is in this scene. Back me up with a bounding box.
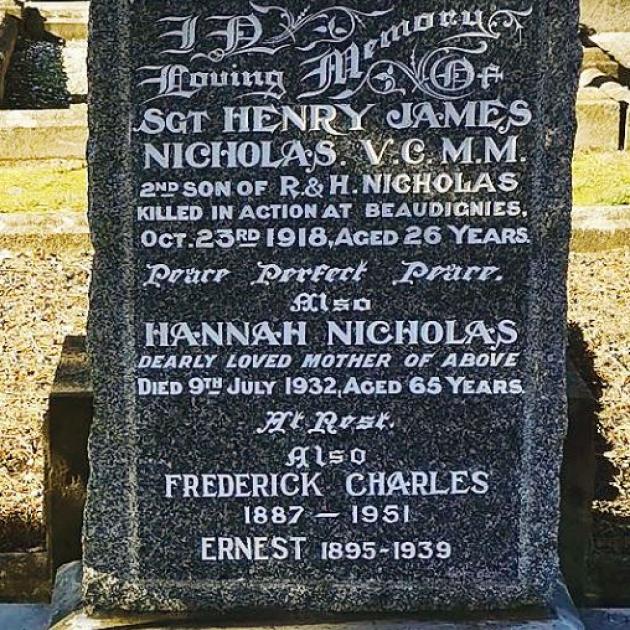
[84,0,580,613]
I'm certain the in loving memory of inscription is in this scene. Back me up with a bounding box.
[84,0,580,613]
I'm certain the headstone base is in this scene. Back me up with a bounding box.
[49,563,583,630]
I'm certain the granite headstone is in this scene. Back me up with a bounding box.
[84,0,581,615]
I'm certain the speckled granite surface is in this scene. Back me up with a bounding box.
[55,564,584,627]
[84,0,581,615]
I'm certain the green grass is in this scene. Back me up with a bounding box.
[0,159,87,213]
[572,151,630,206]
[0,152,628,213]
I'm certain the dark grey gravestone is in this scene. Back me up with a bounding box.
[85,0,581,616]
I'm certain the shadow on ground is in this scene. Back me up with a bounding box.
[0,515,43,554]
[568,322,630,606]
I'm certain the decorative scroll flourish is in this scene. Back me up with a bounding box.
[193,4,392,63]
[317,8,533,101]
[445,7,532,43]
[327,44,493,101]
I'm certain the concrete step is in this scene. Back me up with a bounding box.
[62,39,86,97]
[590,32,630,76]
[0,104,86,160]
[582,45,621,80]
[576,87,626,151]
[23,1,88,40]
[581,0,630,34]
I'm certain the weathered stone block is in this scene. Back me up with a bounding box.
[22,1,89,41]
[581,46,620,80]
[580,0,630,33]
[576,91,623,150]
[0,104,87,160]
